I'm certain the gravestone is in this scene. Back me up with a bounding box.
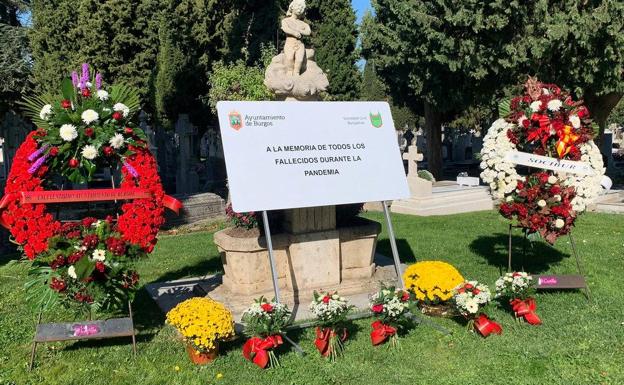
[175,115,199,194]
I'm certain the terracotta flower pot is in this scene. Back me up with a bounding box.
[185,343,219,365]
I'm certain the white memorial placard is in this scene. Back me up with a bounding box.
[217,101,410,212]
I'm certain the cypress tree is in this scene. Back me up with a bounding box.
[305,0,360,101]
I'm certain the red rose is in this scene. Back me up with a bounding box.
[81,88,91,98]
[522,119,530,128]
[103,146,114,156]
[112,112,123,121]
[512,272,521,277]
[539,173,549,184]
[401,292,410,302]
[516,181,525,190]
[457,287,465,294]
[82,217,97,227]
[68,158,79,168]
[61,99,72,109]
[261,303,274,313]
[95,261,106,273]
[85,127,94,137]
[322,295,330,304]
[550,185,561,195]
[49,147,59,157]
[371,304,384,313]
[472,288,480,295]
[464,283,473,290]
[124,127,133,135]
[577,106,589,118]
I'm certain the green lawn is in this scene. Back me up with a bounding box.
[1,211,623,385]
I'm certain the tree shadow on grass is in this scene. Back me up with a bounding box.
[376,238,416,264]
[469,233,569,274]
[151,255,223,284]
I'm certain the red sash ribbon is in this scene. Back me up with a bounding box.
[510,298,542,325]
[0,189,182,228]
[314,327,348,356]
[474,314,503,337]
[370,321,396,346]
[242,335,283,369]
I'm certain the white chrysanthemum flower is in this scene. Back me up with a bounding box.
[97,90,109,101]
[81,145,98,160]
[68,265,77,279]
[569,115,581,129]
[554,194,562,202]
[92,249,106,262]
[59,124,78,141]
[109,133,125,149]
[465,300,479,314]
[40,104,53,120]
[113,103,130,117]
[530,101,543,112]
[548,175,557,184]
[81,109,99,124]
[547,99,563,112]
[555,219,565,229]
[537,199,547,208]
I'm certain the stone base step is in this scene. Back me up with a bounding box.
[392,188,494,216]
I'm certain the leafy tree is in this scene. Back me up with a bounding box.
[1,0,31,115]
[305,0,361,100]
[360,59,419,131]
[528,1,624,143]
[361,2,527,178]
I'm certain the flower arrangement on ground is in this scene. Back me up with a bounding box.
[166,297,235,364]
[0,63,181,314]
[452,281,501,337]
[241,297,291,368]
[480,77,605,244]
[495,272,541,325]
[369,284,411,348]
[402,261,464,316]
[225,203,258,229]
[309,291,353,361]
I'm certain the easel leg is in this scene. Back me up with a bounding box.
[128,300,137,356]
[381,201,405,288]
[507,224,513,272]
[29,310,43,371]
[261,211,305,356]
[569,234,591,302]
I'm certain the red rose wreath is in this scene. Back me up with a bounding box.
[0,64,181,312]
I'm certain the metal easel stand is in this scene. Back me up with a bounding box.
[507,224,591,301]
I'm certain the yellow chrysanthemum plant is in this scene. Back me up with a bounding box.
[402,261,465,304]
[166,297,235,354]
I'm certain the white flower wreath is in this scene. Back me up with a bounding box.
[480,118,605,213]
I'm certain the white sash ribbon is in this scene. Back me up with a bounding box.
[504,151,595,176]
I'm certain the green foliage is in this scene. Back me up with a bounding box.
[206,51,274,114]
[0,2,31,115]
[305,0,361,101]
[417,169,435,182]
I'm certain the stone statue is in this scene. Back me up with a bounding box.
[264,0,329,101]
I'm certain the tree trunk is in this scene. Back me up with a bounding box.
[424,101,443,179]
[583,92,622,145]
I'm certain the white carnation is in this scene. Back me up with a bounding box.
[68,265,77,279]
[569,115,581,129]
[40,104,53,120]
[97,90,109,101]
[537,199,547,208]
[547,175,557,184]
[109,133,125,149]
[113,103,130,117]
[555,219,565,229]
[59,124,78,141]
[81,145,98,160]
[81,109,99,124]
[530,101,543,112]
[547,99,563,112]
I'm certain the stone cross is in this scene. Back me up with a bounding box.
[403,145,423,177]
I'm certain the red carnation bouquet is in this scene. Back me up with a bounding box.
[309,291,353,361]
[241,297,291,369]
[369,284,411,348]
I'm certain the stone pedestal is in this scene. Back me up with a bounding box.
[288,230,340,289]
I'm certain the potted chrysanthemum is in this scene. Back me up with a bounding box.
[166,297,235,364]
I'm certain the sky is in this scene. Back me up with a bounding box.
[351,0,372,24]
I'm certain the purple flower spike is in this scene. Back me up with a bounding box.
[71,71,79,88]
[28,155,48,174]
[95,73,102,90]
[27,144,49,162]
[123,161,139,178]
[81,63,90,83]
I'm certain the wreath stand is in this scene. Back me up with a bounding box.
[28,173,141,370]
[507,224,591,301]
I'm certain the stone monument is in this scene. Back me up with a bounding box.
[391,145,494,216]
